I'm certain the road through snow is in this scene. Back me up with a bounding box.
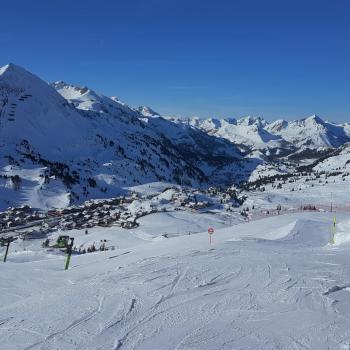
[1,212,350,349]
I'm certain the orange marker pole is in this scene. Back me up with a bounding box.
[208,227,214,245]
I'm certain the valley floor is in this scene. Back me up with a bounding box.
[1,210,350,349]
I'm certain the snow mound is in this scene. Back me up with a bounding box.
[276,219,332,247]
[242,218,332,247]
[333,220,350,246]
[225,216,333,247]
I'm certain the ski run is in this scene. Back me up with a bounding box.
[2,209,350,349]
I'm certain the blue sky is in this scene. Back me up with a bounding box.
[1,0,349,121]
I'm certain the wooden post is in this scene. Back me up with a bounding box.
[3,241,10,262]
[65,237,74,270]
[1,237,15,263]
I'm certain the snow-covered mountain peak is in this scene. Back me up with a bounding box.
[306,114,324,124]
[136,105,159,117]
[237,116,267,127]
[201,118,223,129]
[0,63,92,161]
[0,63,36,84]
[51,81,91,100]
[52,81,140,122]
[223,118,237,125]
[266,119,288,133]
[0,63,28,77]
[0,63,16,75]
[51,81,92,97]
[0,63,62,102]
[267,114,350,149]
[288,115,326,129]
[295,115,326,129]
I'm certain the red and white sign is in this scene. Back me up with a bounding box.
[208,227,214,234]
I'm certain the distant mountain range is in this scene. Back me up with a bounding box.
[0,63,349,209]
[166,114,350,159]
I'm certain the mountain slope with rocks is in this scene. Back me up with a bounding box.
[0,64,246,210]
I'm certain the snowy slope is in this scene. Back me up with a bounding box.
[2,211,350,349]
[313,143,350,172]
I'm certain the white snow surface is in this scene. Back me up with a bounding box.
[2,209,350,349]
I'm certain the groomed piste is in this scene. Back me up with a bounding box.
[1,211,350,349]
